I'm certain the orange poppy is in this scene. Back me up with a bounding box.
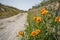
[36,29,41,34]
[19,31,24,36]
[55,16,60,22]
[34,16,41,22]
[41,8,48,14]
[31,31,36,36]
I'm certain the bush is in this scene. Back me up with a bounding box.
[18,7,60,40]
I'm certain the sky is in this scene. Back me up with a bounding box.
[0,0,42,10]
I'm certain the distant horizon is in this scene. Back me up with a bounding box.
[0,0,42,11]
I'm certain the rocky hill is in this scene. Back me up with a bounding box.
[29,0,60,15]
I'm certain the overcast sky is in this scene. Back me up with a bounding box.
[0,0,42,10]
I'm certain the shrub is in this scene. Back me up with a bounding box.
[18,7,60,40]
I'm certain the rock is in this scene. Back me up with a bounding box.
[0,8,5,12]
[57,31,60,35]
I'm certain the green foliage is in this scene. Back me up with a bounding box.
[18,0,60,40]
[19,4,60,40]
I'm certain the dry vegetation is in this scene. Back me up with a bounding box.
[0,3,26,19]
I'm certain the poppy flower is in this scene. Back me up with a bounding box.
[41,8,48,14]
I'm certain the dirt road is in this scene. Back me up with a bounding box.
[0,13,27,40]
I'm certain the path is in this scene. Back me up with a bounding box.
[0,13,27,40]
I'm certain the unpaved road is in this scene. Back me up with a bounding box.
[0,13,27,40]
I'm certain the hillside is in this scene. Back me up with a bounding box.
[24,0,60,40]
[28,0,60,16]
[0,3,25,19]
[31,0,58,9]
